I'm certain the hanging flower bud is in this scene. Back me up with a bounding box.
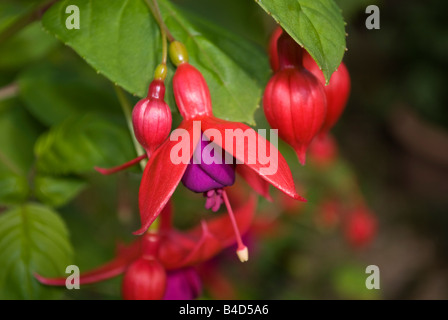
[269,27,350,135]
[344,207,377,249]
[122,234,167,300]
[121,257,167,300]
[303,52,351,135]
[263,32,327,165]
[132,64,172,157]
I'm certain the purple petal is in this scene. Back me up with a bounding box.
[163,268,202,300]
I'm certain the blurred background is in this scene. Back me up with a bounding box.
[0,0,447,299]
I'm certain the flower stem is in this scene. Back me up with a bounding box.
[144,0,175,43]
[114,86,147,171]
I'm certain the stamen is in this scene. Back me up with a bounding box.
[94,154,148,175]
[222,189,249,262]
[204,190,224,212]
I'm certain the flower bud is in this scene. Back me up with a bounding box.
[173,63,213,120]
[263,32,327,165]
[122,257,167,300]
[303,52,351,135]
[132,79,172,157]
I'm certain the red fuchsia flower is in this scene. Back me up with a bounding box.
[269,27,351,136]
[35,196,256,300]
[134,42,303,260]
[344,206,377,249]
[93,41,302,261]
[263,31,327,165]
[95,70,172,175]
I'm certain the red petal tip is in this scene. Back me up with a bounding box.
[295,146,308,166]
[94,166,110,175]
[295,194,307,202]
[132,226,149,236]
[34,273,66,286]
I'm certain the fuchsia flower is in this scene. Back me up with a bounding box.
[137,60,303,261]
[36,196,256,299]
[269,27,351,137]
[137,60,303,233]
[263,31,327,165]
[96,44,304,260]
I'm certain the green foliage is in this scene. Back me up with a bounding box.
[42,0,268,124]
[254,0,346,82]
[0,100,40,205]
[34,175,86,208]
[18,61,121,126]
[0,22,58,70]
[34,114,135,175]
[0,203,73,299]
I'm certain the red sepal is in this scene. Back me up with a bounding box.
[201,116,305,201]
[135,120,200,235]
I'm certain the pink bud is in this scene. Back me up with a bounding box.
[303,52,351,135]
[122,257,167,300]
[132,80,172,157]
[263,33,327,165]
[173,63,213,120]
[268,27,350,136]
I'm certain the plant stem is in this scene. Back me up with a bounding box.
[144,0,175,43]
[114,85,147,171]
[0,0,58,46]
[161,26,168,65]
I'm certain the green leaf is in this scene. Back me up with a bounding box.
[0,203,73,299]
[0,172,29,205]
[42,0,268,124]
[0,22,58,70]
[18,61,122,126]
[255,0,346,82]
[34,175,86,208]
[35,114,135,175]
[0,100,40,205]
